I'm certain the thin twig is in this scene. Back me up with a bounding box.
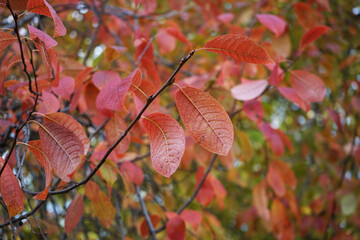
[0,3,40,177]
[83,0,108,66]
[136,185,156,240]
[155,154,217,233]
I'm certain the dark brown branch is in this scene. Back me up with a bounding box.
[136,185,156,240]
[0,2,40,177]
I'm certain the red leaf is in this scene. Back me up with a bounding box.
[0,0,28,10]
[166,215,186,240]
[0,157,25,217]
[157,29,176,54]
[28,25,57,48]
[195,166,215,206]
[299,25,330,53]
[231,79,268,101]
[128,68,143,92]
[293,2,323,29]
[65,194,84,235]
[119,162,144,186]
[105,112,130,154]
[135,30,161,88]
[175,86,234,156]
[38,90,60,114]
[33,37,53,78]
[43,112,90,155]
[290,70,326,103]
[27,0,66,37]
[278,87,310,111]
[39,121,84,182]
[0,31,17,51]
[256,14,287,38]
[202,34,274,64]
[165,27,192,47]
[142,112,185,177]
[268,61,282,86]
[328,108,342,131]
[92,71,118,90]
[140,215,160,237]
[243,99,263,123]
[253,180,270,221]
[259,122,285,156]
[180,210,202,230]
[52,76,74,99]
[267,161,286,197]
[95,72,132,116]
[27,140,53,200]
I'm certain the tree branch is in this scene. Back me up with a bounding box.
[136,185,156,240]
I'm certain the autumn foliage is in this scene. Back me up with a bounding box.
[0,0,359,239]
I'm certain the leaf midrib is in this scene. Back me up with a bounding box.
[178,87,227,150]
[144,116,170,159]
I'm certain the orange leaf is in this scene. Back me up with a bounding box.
[140,215,160,237]
[39,121,84,182]
[166,214,186,240]
[143,112,185,177]
[253,180,270,221]
[85,181,100,201]
[202,34,274,64]
[105,112,130,154]
[231,79,268,101]
[27,0,66,37]
[290,70,326,103]
[293,2,323,29]
[0,31,17,51]
[43,112,90,155]
[175,86,234,156]
[91,191,115,228]
[267,161,286,197]
[272,160,297,189]
[299,25,330,53]
[271,198,294,240]
[65,194,84,235]
[256,14,287,38]
[27,140,53,200]
[0,157,25,217]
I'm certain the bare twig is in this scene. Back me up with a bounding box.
[136,185,156,240]
[0,2,40,177]
[83,0,108,66]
